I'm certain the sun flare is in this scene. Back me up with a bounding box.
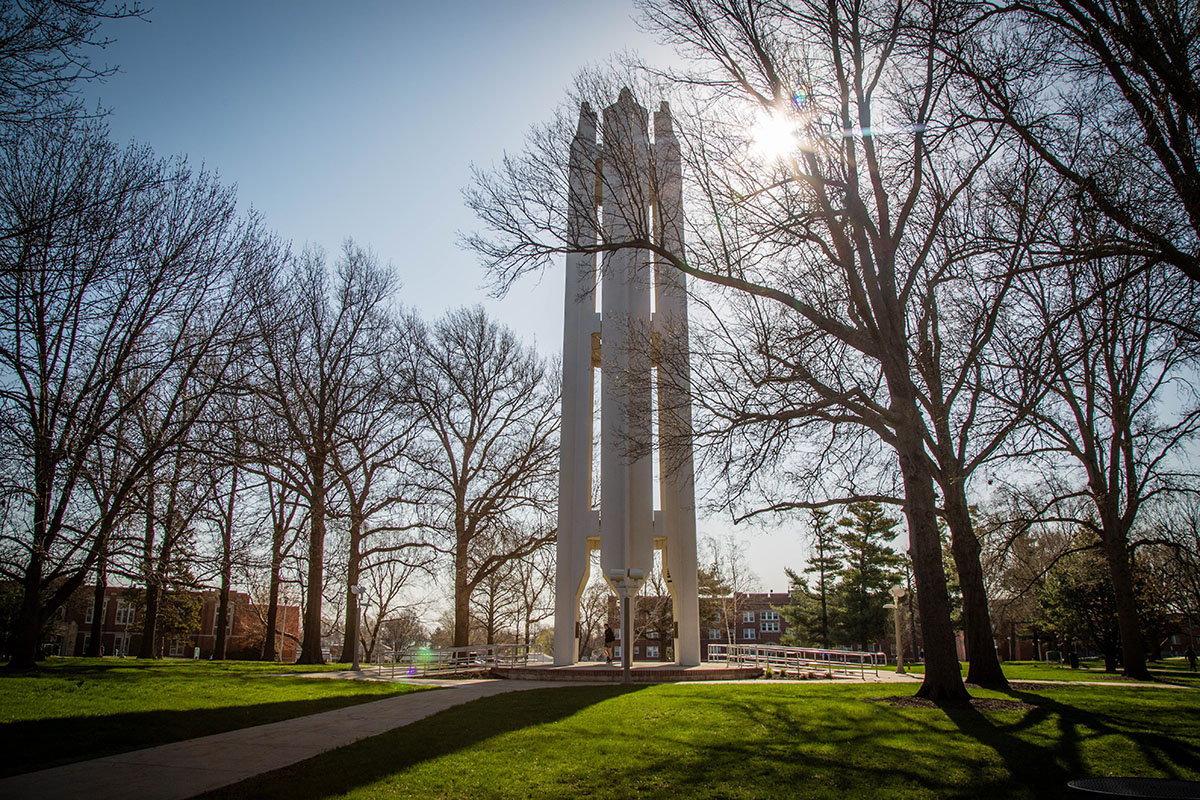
[749,110,801,161]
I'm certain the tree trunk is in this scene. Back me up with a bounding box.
[263,521,284,662]
[138,486,160,660]
[7,444,55,671]
[214,460,239,660]
[86,552,107,657]
[943,488,1008,689]
[1100,520,1151,680]
[340,509,364,662]
[894,407,971,706]
[297,456,327,665]
[453,528,471,648]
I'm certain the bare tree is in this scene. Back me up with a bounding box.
[0,0,145,131]
[400,306,558,648]
[957,0,1200,284]
[1010,252,1200,678]
[252,241,398,664]
[467,0,1006,705]
[0,120,269,670]
[702,534,758,648]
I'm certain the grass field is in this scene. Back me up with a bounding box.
[904,659,1200,687]
[0,657,427,776]
[201,680,1200,800]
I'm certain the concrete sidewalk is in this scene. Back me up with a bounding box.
[0,678,570,800]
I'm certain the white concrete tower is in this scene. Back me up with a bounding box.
[554,89,700,667]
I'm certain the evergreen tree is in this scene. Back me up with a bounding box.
[793,509,841,648]
[780,569,824,647]
[833,502,905,648]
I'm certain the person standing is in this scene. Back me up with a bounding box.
[1186,646,1196,672]
[604,624,616,665]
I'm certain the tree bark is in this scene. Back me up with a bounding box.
[1100,516,1151,680]
[297,455,327,665]
[340,508,364,662]
[214,458,239,660]
[263,519,284,662]
[894,407,971,706]
[943,488,1008,688]
[86,551,107,657]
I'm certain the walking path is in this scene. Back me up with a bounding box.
[0,677,569,800]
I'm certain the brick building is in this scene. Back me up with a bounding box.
[607,590,794,662]
[52,586,301,661]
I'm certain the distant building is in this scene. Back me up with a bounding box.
[607,590,794,662]
[53,586,301,661]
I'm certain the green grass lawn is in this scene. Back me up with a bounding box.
[203,680,1200,800]
[903,659,1200,687]
[0,657,427,776]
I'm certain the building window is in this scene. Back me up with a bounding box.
[615,628,622,640]
[614,646,622,659]
[742,611,755,623]
[647,645,660,659]
[708,628,723,640]
[647,631,659,639]
[743,628,756,640]
[761,621,780,633]
[115,600,134,626]
[85,604,93,624]
[761,610,780,621]
[169,638,186,657]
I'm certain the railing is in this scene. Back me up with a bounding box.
[707,643,886,680]
[371,643,536,678]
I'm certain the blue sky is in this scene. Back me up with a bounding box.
[82,1,803,593]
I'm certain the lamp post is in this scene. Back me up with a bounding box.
[607,568,646,684]
[884,584,907,675]
[349,585,364,671]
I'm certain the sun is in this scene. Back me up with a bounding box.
[749,109,801,162]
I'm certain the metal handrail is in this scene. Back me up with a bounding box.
[707,643,886,679]
[371,642,535,678]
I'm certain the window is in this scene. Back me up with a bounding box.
[708,628,723,640]
[85,604,93,624]
[761,621,780,633]
[615,628,622,640]
[742,611,755,623]
[614,646,622,659]
[82,634,90,655]
[646,645,660,659]
[743,628,756,640]
[169,638,186,657]
[761,610,780,621]
[647,630,659,639]
[633,646,640,655]
[115,600,134,626]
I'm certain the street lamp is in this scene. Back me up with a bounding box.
[883,584,907,675]
[607,568,646,684]
[349,585,365,671]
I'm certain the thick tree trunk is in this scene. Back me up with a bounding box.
[7,448,55,671]
[340,510,364,662]
[1100,519,1151,680]
[894,409,971,706]
[943,488,1008,689]
[139,580,161,659]
[297,457,327,665]
[454,531,471,648]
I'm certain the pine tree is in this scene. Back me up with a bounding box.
[800,508,841,648]
[833,502,905,648]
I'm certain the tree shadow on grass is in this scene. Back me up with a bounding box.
[0,693,419,778]
[941,686,1200,799]
[198,685,642,800]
